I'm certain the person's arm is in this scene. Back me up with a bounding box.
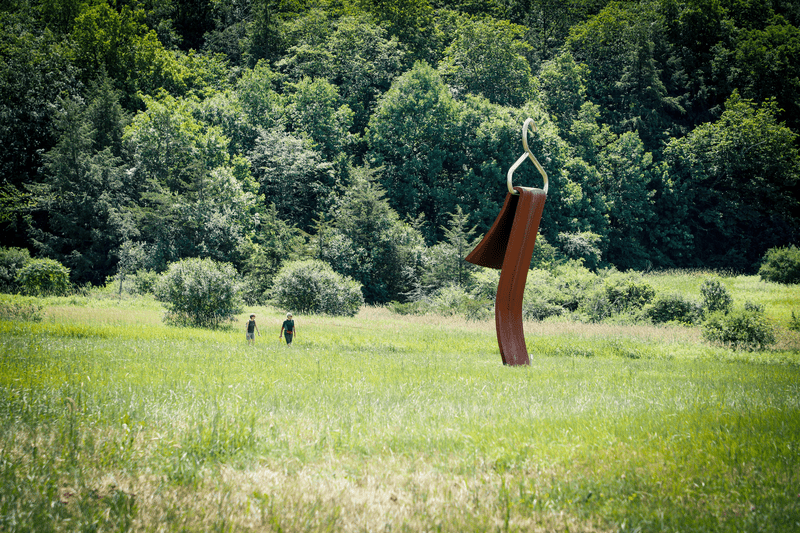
[279,324,284,338]
[255,322,260,336]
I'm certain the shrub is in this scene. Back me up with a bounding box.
[272,259,363,317]
[552,260,599,312]
[389,284,492,321]
[530,232,558,269]
[522,270,566,321]
[758,245,800,284]
[470,269,500,301]
[387,300,430,315]
[427,284,492,320]
[0,247,31,293]
[702,308,776,351]
[129,270,159,295]
[743,300,764,313]
[15,258,71,296]
[581,272,655,322]
[154,258,243,328]
[604,273,656,310]
[460,298,493,321]
[700,278,733,313]
[789,311,800,332]
[109,269,160,296]
[523,297,564,321]
[241,274,268,305]
[428,284,465,316]
[0,294,45,322]
[646,293,703,325]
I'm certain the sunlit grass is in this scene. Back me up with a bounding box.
[647,271,800,325]
[1,273,799,532]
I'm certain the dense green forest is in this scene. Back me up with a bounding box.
[1,0,799,304]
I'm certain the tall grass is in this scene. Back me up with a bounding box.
[1,275,799,532]
[647,271,800,324]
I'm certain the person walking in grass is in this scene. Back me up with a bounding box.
[280,313,296,345]
[246,314,260,345]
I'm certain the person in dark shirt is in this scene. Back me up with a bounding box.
[245,314,260,345]
[280,313,296,345]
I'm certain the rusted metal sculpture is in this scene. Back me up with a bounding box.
[465,118,548,366]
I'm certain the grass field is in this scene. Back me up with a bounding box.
[1,274,799,532]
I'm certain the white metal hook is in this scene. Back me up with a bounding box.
[507,118,548,195]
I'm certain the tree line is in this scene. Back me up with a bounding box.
[1,0,798,305]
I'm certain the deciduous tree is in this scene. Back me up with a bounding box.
[0,14,80,245]
[567,1,679,151]
[366,61,459,240]
[597,132,657,270]
[664,92,800,270]
[248,129,335,231]
[124,94,258,269]
[285,77,354,161]
[438,16,535,106]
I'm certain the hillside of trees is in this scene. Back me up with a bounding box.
[1,0,799,305]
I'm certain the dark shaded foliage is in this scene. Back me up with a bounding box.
[1,0,798,290]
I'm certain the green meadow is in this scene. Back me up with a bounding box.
[1,275,799,532]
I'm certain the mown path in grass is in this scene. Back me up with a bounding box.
[1,300,799,532]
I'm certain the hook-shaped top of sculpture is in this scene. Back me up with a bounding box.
[507,118,549,195]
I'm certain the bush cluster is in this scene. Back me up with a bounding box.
[387,288,493,321]
[107,256,366,326]
[0,247,32,293]
[129,270,159,295]
[16,258,71,297]
[388,266,781,352]
[646,293,703,325]
[0,247,73,297]
[758,245,800,284]
[702,308,776,351]
[700,278,733,313]
[3,241,788,353]
[582,273,656,322]
[106,269,159,297]
[789,311,800,332]
[522,270,566,321]
[271,260,364,317]
[154,258,243,328]
[391,261,662,324]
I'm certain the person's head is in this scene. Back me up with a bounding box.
[287,313,292,319]
[250,314,255,319]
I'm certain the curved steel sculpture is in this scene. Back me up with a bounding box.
[465,118,548,366]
